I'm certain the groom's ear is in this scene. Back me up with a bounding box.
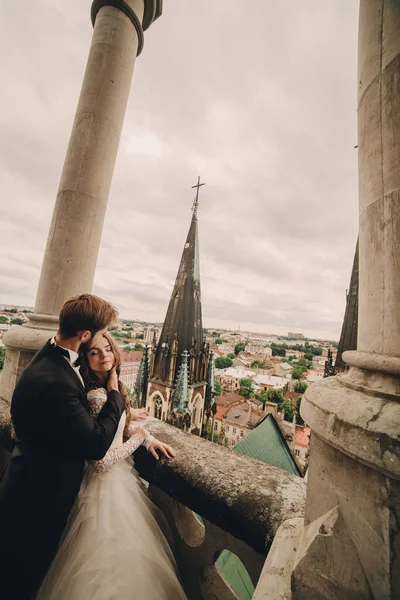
[79,330,92,343]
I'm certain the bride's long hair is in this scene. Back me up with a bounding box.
[80,332,132,434]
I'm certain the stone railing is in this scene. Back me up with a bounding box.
[134,418,306,599]
[0,409,306,599]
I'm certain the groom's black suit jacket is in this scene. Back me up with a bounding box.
[0,340,126,599]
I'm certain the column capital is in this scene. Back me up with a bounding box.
[91,1,144,54]
[91,0,162,56]
[143,0,162,31]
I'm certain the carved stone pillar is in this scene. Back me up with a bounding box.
[298,2,400,598]
[0,1,162,414]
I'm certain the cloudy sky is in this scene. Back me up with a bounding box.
[0,1,359,340]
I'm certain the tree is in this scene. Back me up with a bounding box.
[292,366,304,380]
[272,347,286,357]
[255,390,269,405]
[214,381,222,396]
[123,345,132,351]
[227,353,236,359]
[135,333,144,339]
[0,316,8,324]
[240,378,254,398]
[234,342,246,355]
[215,356,233,369]
[8,308,17,313]
[215,338,223,345]
[266,388,284,404]
[294,380,308,393]
[10,318,24,326]
[0,347,5,370]
[280,399,294,421]
[303,352,314,361]
[251,360,266,369]
[134,343,143,350]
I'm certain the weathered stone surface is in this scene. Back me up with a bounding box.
[149,486,265,600]
[253,517,303,600]
[301,375,400,478]
[292,506,371,600]
[134,418,306,555]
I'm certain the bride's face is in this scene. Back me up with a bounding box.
[87,335,115,374]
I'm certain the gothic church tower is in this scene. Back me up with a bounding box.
[135,179,214,434]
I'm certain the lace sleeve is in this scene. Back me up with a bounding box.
[87,388,108,417]
[86,389,152,473]
[126,412,155,451]
[89,432,148,473]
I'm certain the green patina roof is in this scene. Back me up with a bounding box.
[233,414,301,477]
[216,550,254,600]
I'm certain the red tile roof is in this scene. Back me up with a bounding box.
[215,405,230,420]
[295,426,311,448]
[215,393,245,407]
[120,350,143,363]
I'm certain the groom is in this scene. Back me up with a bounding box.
[0,294,127,600]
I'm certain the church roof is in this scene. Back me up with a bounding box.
[335,238,359,372]
[152,196,204,382]
[233,414,301,477]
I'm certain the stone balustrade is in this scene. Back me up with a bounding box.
[134,418,306,599]
[0,412,306,599]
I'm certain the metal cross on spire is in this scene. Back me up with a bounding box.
[191,176,205,213]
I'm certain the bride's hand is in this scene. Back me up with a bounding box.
[107,367,119,392]
[147,438,176,461]
[130,408,149,421]
[131,426,148,438]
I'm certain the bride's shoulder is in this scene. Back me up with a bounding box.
[87,387,107,416]
[87,387,107,400]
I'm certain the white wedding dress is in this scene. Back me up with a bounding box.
[36,388,187,600]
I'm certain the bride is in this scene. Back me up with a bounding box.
[36,333,187,600]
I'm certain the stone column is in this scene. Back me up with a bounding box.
[0,1,162,413]
[296,2,400,598]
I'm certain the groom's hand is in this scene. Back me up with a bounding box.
[131,408,149,421]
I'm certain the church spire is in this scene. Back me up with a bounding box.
[334,238,359,373]
[152,179,205,383]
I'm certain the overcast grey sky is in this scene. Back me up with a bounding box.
[0,1,359,340]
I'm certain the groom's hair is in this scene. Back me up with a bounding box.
[58,294,118,338]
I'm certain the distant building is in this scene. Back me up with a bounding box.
[271,362,293,379]
[244,344,272,358]
[306,371,324,383]
[288,332,305,339]
[213,396,264,448]
[295,426,311,469]
[143,326,161,345]
[252,373,289,392]
[119,350,143,393]
[215,367,256,393]
[0,304,33,312]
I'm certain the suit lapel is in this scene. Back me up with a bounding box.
[44,340,88,405]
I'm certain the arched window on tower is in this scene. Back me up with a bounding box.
[154,396,163,420]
